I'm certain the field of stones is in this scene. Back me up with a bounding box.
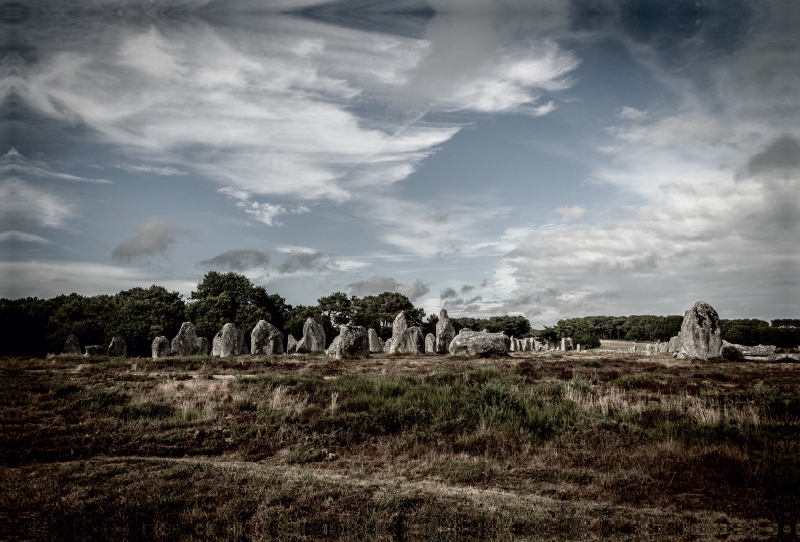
[2,344,799,541]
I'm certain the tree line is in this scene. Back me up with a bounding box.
[1,272,795,357]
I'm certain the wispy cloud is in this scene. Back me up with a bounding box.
[0,230,51,244]
[200,248,270,271]
[0,148,112,184]
[349,275,430,301]
[111,218,194,262]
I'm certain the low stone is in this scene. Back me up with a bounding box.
[449,330,510,358]
[383,337,393,353]
[646,344,657,356]
[62,334,81,356]
[721,340,776,359]
[151,336,170,359]
[212,323,245,357]
[172,322,202,356]
[326,325,369,359]
[196,337,209,356]
[368,328,383,354]
[107,336,127,358]
[251,320,284,355]
[435,309,456,354]
[84,345,104,356]
[677,301,722,360]
[287,334,298,355]
[658,342,669,354]
[425,333,435,353]
[481,328,489,333]
[297,317,326,353]
[668,335,680,353]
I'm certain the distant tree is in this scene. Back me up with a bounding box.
[283,305,333,347]
[186,272,289,348]
[350,292,424,339]
[107,286,185,357]
[44,294,116,354]
[317,292,352,327]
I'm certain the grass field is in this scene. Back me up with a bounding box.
[2,351,798,540]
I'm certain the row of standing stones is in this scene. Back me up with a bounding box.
[59,301,785,361]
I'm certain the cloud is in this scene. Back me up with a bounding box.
[615,106,647,120]
[0,148,112,184]
[279,251,332,274]
[459,284,474,293]
[219,188,309,226]
[200,249,269,271]
[440,287,457,299]
[349,275,430,300]
[554,204,586,222]
[111,218,194,262]
[0,179,74,228]
[117,164,187,176]
[0,231,51,244]
[746,135,800,176]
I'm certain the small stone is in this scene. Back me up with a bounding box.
[287,334,298,355]
[425,333,435,353]
[107,336,127,358]
[151,336,170,359]
[251,320,284,355]
[62,334,81,356]
[84,345,104,356]
[449,330,510,358]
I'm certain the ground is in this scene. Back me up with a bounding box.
[1,349,798,541]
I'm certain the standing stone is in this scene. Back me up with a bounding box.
[435,309,456,354]
[389,312,408,354]
[667,336,680,353]
[510,337,517,352]
[392,326,425,354]
[297,317,326,353]
[287,334,298,355]
[449,330,510,358]
[172,322,202,356]
[576,344,581,352]
[368,328,384,354]
[251,320,284,355]
[212,323,245,357]
[646,344,657,356]
[326,325,370,360]
[677,301,722,360]
[107,337,127,358]
[425,333,435,353]
[658,342,669,354]
[561,338,567,352]
[196,337,209,356]
[62,334,81,356]
[383,337,393,353]
[84,345,104,356]
[151,336,170,359]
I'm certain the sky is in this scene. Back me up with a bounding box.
[1,0,798,327]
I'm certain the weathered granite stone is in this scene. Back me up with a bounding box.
[481,329,489,333]
[449,330,510,358]
[389,312,408,354]
[172,322,202,356]
[251,320,284,355]
[287,334,298,355]
[107,336,127,358]
[425,333,435,353]
[510,337,517,351]
[368,328,384,354]
[392,326,425,354]
[677,302,722,360]
[721,340,777,359]
[151,336,170,359]
[435,309,456,354]
[196,337,209,356]
[84,345,104,356]
[62,334,81,356]
[212,323,245,357]
[561,338,567,351]
[658,342,669,354]
[668,336,681,353]
[646,344,657,356]
[576,344,581,352]
[326,325,369,359]
[297,317,326,353]
[383,337,393,353]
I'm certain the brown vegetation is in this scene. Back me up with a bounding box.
[1,351,798,540]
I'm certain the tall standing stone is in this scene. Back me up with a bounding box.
[172,322,202,356]
[425,333,435,353]
[677,301,722,360]
[297,317,326,353]
[435,308,456,354]
[367,328,383,354]
[212,323,245,357]
[62,334,81,356]
[561,338,567,352]
[151,336,170,359]
[389,312,408,354]
[107,337,127,358]
[392,326,425,354]
[251,320,284,355]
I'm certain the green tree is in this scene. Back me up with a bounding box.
[350,292,424,339]
[317,292,352,327]
[107,286,186,357]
